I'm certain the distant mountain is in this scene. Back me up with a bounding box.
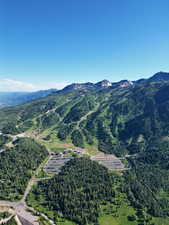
[62,79,134,93]
[148,71,169,82]
[1,72,169,155]
[0,89,57,108]
[112,79,134,88]
[135,71,169,84]
[62,82,95,91]
[1,71,168,109]
[62,80,113,92]
[95,79,112,88]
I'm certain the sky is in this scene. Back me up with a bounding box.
[0,0,169,91]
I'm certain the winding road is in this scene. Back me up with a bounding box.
[0,152,54,225]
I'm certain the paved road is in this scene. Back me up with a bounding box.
[0,154,49,225]
[0,132,55,224]
[0,201,39,225]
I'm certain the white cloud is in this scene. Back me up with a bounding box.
[0,79,69,92]
[0,79,36,92]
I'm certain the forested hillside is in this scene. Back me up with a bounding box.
[124,139,169,217]
[0,138,48,200]
[1,73,169,224]
[28,158,115,225]
[1,76,169,156]
[28,157,169,225]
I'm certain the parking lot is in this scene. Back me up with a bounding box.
[91,156,125,170]
[43,156,73,173]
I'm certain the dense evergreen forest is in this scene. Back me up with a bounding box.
[124,140,169,217]
[28,158,116,225]
[28,156,169,225]
[0,138,48,200]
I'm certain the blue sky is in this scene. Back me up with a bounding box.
[0,0,169,91]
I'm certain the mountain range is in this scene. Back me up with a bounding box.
[1,71,169,153]
[1,71,169,108]
[0,89,57,108]
[0,71,169,225]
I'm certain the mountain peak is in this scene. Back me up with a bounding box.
[118,80,133,88]
[149,71,169,82]
[95,80,112,87]
[62,82,94,91]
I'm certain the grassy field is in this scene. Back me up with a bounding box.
[99,203,169,225]
[54,219,76,225]
[39,215,76,225]
[27,127,100,156]
[99,200,137,225]
[99,215,136,225]
[152,217,169,225]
